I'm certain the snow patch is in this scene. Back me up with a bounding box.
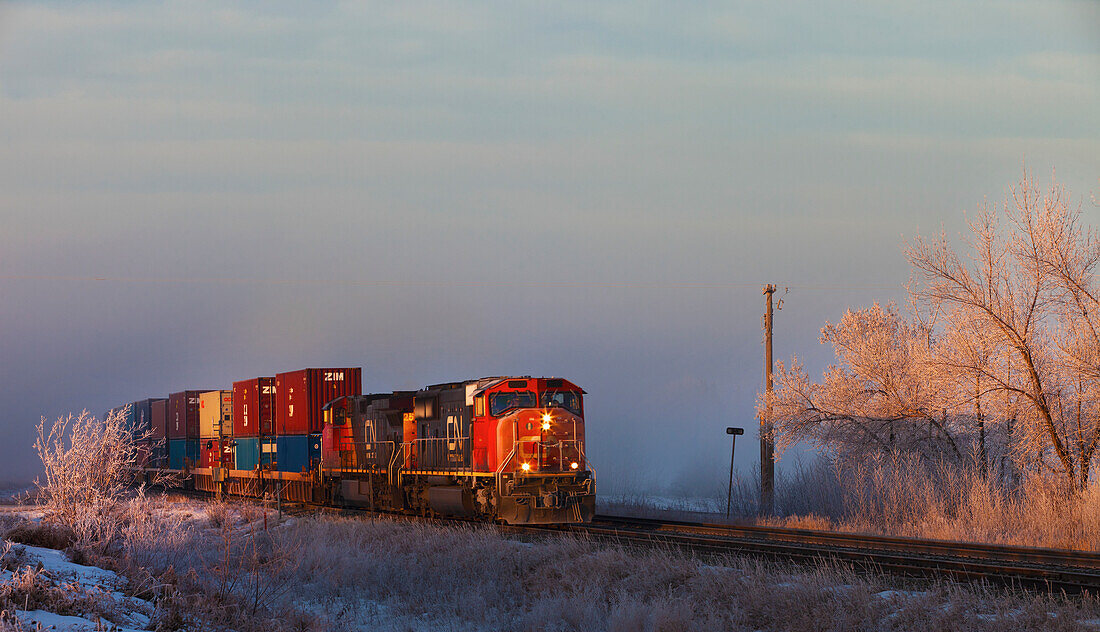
[3,540,155,630]
[16,609,146,632]
[875,589,927,600]
[18,543,120,588]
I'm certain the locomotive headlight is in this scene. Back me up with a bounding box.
[541,413,552,423]
[541,421,551,431]
[570,462,579,470]
[521,462,531,471]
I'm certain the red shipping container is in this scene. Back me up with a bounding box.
[168,391,205,439]
[233,377,276,437]
[199,438,233,468]
[276,368,361,435]
[150,399,168,440]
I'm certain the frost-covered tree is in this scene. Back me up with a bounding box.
[771,170,1100,493]
[768,303,966,463]
[908,171,1100,491]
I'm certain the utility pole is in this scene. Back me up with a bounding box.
[761,284,776,516]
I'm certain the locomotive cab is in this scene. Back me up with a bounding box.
[472,377,595,524]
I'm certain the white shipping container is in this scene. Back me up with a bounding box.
[199,390,233,438]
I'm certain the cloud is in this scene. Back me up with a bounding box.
[0,1,1096,483]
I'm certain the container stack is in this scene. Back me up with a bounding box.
[199,390,233,468]
[232,377,276,471]
[168,391,205,469]
[129,399,155,439]
[130,398,163,468]
[150,399,168,468]
[274,368,361,472]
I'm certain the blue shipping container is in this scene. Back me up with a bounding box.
[187,439,200,467]
[168,439,185,470]
[275,435,308,472]
[234,437,275,471]
[235,437,258,470]
[168,439,200,469]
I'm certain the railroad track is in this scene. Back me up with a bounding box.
[524,514,1100,594]
[171,490,1100,593]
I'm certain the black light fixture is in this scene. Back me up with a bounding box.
[725,427,744,519]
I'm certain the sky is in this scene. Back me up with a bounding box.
[0,1,1097,491]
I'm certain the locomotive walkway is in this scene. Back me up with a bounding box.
[519,514,1100,594]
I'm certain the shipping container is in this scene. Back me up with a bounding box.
[130,398,162,440]
[232,377,276,437]
[168,439,183,470]
[168,391,206,439]
[168,438,198,469]
[199,390,233,438]
[151,399,168,441]
[219,437,235,468]
[199,437,233,468]
[273,434,320,472]
[234,437,258,470]
[233,436,275,470]
[276,368,361,435]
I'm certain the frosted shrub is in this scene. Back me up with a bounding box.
[32,408,161,550]
[35,409,138,511]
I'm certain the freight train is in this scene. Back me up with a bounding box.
[108,370,595,524]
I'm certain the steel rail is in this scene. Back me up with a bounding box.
[523,514,1100,593]
[590,514,1100,568]
[171,487,1100,594]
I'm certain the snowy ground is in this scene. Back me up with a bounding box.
[3,499,1100,631]
[1,541,151,631]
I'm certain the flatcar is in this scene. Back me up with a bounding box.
[116,371,595,525]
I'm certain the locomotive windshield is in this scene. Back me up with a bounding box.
[490,391,537,416]
[540,390,582,416]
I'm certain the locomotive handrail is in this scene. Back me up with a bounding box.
[576,443,596,492]
[494,438,590,496]
[398,437,472,473]
[331,439,396,474]
[494,444,519,492]
[503,438,587,473]
[388,442,403,485]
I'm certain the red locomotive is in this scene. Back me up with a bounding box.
[117,371,596,525]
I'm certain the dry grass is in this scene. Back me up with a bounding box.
[819,455,1100,549]
[609,454,1100,551]
[4,522,76,551]
[268,513,1100,631]
[5,496,1100,631]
